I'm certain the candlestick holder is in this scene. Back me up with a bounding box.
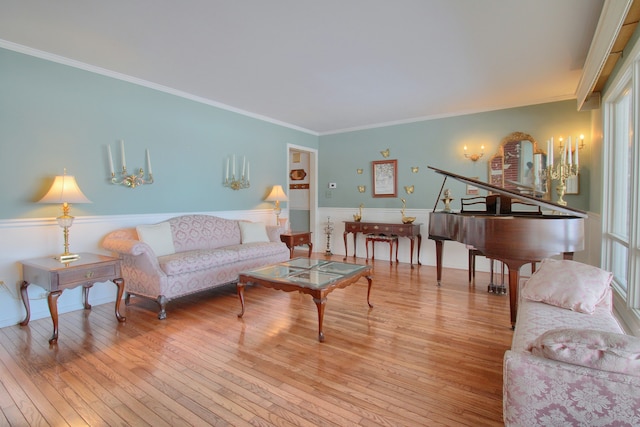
[545,162,578,206]
[108,142,154,188]
[223,155,250,190]
[224,174,250,190]
[111,166,154,188]
[324,216,334,256]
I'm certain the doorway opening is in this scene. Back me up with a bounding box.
[287,144,317,237]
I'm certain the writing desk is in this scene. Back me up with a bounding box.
[343,221,422,268]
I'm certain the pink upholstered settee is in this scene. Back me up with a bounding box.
[503,260,640,426]
[102,214,290,319]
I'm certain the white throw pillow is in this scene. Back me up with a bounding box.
[529,328,640,377]
[136,222,176,257]
[238,221,270,243]
[521,258,612,314]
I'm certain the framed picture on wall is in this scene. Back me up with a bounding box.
[466,178,480,195]
[372,159,397,197]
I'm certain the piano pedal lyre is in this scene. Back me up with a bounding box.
[487,259,507,295]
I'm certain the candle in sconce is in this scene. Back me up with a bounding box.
[146,149,152,175]
[549,137,554,167]
[107,145,115,175]
[120,140,126,169]
[567,137,572,166]
[574,136,579,167]
[232,155,236,176]
[242,156,246,177]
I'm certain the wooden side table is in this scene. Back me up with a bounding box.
[280,231,313,258]
[20,253,126,344]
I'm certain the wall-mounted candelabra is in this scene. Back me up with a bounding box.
[108,140,153,188]
[224,154,250,190]
[544,136,579,206]
[463,144,485,161]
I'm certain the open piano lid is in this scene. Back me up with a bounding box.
[428,166,588,219]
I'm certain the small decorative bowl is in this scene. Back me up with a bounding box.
[402,217,416,224]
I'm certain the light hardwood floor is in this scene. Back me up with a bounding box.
[0,253,513,426]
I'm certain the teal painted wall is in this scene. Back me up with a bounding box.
[0,48,318,220]
[319,100,593,212]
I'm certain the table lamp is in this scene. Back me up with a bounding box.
[39,170,91,262]
[265,184,288,225]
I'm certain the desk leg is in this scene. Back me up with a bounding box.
[19,281,30,326]
[112,278,126,322]
[313,296,327,342]
[237,282,246,318]
[366,275,374,308]
[307,242,313,257]
[409,237,415,269]
[417,234,422,265]
[352,232,358,258]
[47,290,62,344]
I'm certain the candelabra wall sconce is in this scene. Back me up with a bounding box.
[463,144,485,161]
[411,166,419,173]
[224,154,250,190]
[544,135,580,206]
[107,140,153,188]
[559,134,586,151]
[404,185,414,194]
[357,185,366,193]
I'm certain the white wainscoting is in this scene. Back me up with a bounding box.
[0,209,277,329]
[0,208,602,330]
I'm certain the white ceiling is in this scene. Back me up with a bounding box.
[0,0,604,135]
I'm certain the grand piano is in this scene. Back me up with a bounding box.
[427,166,587,328]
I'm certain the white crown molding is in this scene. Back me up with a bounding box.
[0,39,318,136]
[319,95,576,136]
[576,0,633,111]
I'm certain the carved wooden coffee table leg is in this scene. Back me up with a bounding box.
[237,282,246,318]
[313,297,326,342]
[366,275,374,308]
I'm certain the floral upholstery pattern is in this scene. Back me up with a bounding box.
[102,215,290,319]
[504,288,640,425]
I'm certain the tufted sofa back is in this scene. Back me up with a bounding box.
[167,215,241,252]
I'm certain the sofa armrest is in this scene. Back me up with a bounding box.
[503,350,640,426]
[102,230,162,271]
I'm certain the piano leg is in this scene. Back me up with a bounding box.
[504,260,529,329]
[434,239,444,286]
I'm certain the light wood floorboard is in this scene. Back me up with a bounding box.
[0,253,513,426]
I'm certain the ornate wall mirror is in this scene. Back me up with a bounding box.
[488,131,548,199]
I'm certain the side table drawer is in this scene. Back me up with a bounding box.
[58,263,118,287]
[294,235,309,245]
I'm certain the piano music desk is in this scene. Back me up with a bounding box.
[343,221,422,268]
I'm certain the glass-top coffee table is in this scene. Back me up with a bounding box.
[237,258,373,342]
